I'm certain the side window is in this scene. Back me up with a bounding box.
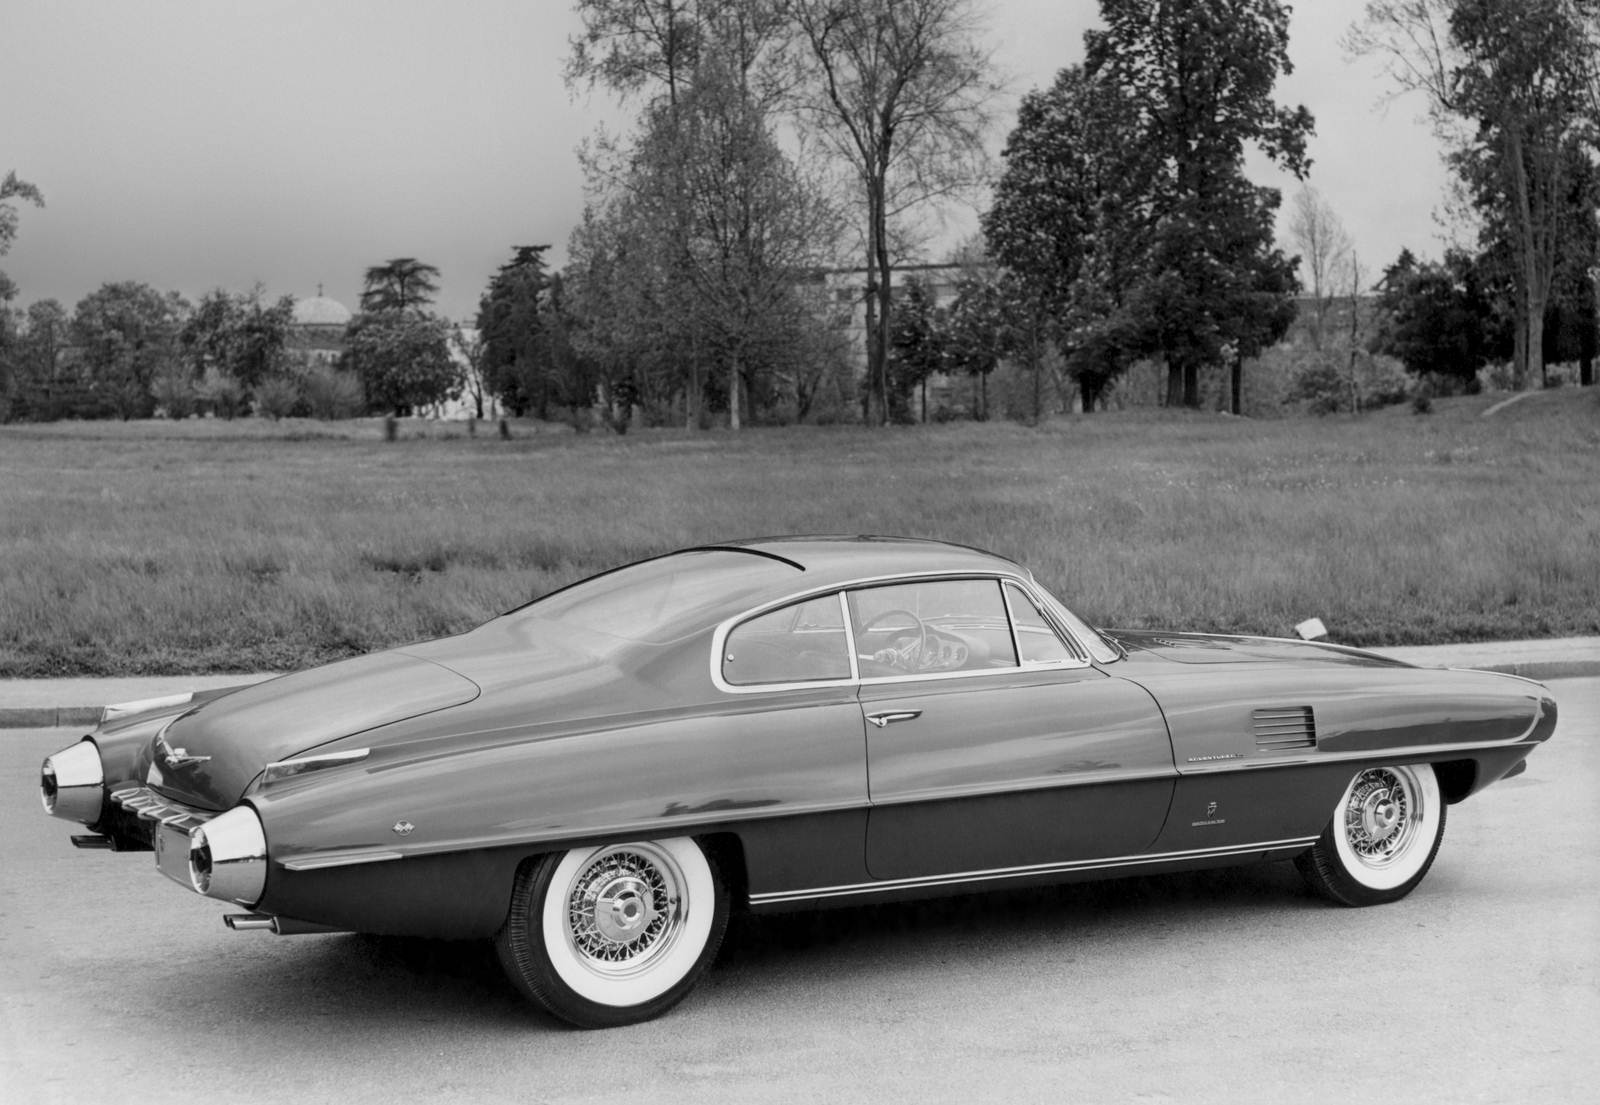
[1004,583,1077,664]
[722,595,851,686]
[848,578,1018,677]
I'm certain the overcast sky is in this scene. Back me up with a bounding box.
[2,0,1453,322]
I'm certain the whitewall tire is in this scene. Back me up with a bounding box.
[496,837,728,1028]
[1296,763,1446,906]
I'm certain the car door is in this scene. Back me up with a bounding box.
[715,591,875,893]
[852,578,1176,882]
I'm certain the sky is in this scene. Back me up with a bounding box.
[1,0,1455,323]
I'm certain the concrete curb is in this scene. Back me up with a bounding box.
[1,645,1595,729]
[0,674,278,731]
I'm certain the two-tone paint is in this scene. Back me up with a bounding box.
[43,537,1557,941]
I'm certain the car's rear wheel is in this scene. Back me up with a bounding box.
[1296,763,1446,906]
[495,837,728,1028]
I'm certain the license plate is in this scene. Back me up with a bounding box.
[153,821,196,891]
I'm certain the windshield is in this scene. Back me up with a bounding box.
[513,550,799,645]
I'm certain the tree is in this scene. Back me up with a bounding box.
[178,287,296,392]
[887,276,945,422]
[1350,0,1596,389]
[71,282,189,418]
[1374,247,1500,383]
[1287,187,1354,351]
[477,245,554,418]
[451,324,490,420]
[984,64,1154,415]
[568,1,795,429]
[1,298,73,421]
[360,258,442,313]
[783,0,996,424]
[1545,146,1600,384]
[342,311,460,416]
[565,2,844,428]
[0,172,44,408]
[0,171,44,260]
[943,271,1018,419]
[1087,0,1312,408]
[569,0,751,106]
[987,5,1307,413]
[647,47,842,428]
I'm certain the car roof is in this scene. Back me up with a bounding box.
[695,535,1028,591]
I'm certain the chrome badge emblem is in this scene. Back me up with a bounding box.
[157,734,210,769]
[392,820,415,836]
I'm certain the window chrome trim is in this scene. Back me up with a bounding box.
[710,570,1093,695]
[1001,580,1085,666]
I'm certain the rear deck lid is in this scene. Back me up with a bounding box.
[144,651,479,810]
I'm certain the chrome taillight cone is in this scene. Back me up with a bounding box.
[189,805,267,905]
[40,741,104,824]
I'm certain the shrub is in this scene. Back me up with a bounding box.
[300,364,365,420]
[150,364,198,419]
[1289,351,1411,415]
[253,377,300,420]
[195,367,248,419]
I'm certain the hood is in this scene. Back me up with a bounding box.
[142,650,480,810]
[1103,630,1410,668]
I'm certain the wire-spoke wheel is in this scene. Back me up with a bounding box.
[1296,763,1446,906]
[496,837,728,1028]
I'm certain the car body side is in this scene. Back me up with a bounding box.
[70,565,1555,942]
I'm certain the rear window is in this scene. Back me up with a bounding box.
[519,550,798,644]
[722,595,852,686]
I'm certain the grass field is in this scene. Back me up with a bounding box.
[2,389,1597,677]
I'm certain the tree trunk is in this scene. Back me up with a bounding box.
[729,351,741,431]
[1082,377,1101,413]
[1230,355,1242,415]
[1165,362,1183,407]
[1182,361,1200,408]
[1527,282,1548,389]
[870,176,892,426]
[1505,124,1555,391]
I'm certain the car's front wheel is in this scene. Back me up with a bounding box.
[1296,763,1446,906]
[496,837,728,1028]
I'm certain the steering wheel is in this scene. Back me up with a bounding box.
[859,608,927,670]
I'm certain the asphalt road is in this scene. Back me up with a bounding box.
[3,679,1597,1105]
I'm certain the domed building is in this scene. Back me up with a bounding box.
[289,288,353,365]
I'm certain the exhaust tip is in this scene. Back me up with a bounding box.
[223,913,276,932]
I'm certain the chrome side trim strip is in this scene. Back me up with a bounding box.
[868,766,1177,806]
[1180,737,1547,775]
[280,850,404,872]
[748,836,1320,906]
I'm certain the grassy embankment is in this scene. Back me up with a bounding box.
[2,388,1597,677]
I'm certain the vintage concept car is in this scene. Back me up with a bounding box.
[42,537,1556,1027]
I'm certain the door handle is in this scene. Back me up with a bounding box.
[865,710,922,728]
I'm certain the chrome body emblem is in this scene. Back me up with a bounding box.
[392,820,415,836]
[157,734,210,769]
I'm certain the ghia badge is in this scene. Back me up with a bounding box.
[157,734,210,769]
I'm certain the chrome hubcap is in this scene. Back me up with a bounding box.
[592,875,658,944]
[1344,768,1419,867]
[566,847,682,974]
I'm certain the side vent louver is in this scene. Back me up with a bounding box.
[1253,706,1316,752]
